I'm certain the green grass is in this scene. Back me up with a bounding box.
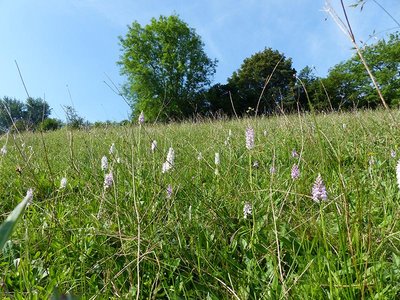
[1,109,400,299]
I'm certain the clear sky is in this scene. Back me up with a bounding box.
[1,0,399,122]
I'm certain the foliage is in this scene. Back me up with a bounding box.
[0,190,32,249]
[227,47,296,115]
[0,96,53,132]
[63,106,84,129]
[39,118,63,131]
[322,32,400,109]
[118,14,217,121]
[25,97,52,127]
[0,96,25,131]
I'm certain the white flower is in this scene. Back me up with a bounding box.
[151,140,157,152]
[1,145,7,155]
[101,156,108,171]
[197,152,203,161]
[60,177,67,189]
[162,147,175,173]
[243,202,252,219]
[215,152,220,165]
[25,188,33,204]
[396,160,400,190]
[109,143,115,155]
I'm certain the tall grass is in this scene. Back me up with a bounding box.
[1,109,400,299]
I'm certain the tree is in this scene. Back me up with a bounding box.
[25,97,51,127]
[64,106,84,129]
[226,48,296,115]
[118,15,217,121]
[324,32,400,109]
[0,97,25,131]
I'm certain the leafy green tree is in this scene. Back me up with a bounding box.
[25,97,51,127]
[226,48,296,115]
[295,66,333,111]
[0,97,25,131]
[324,32,400,109]
[64,105,84,129]
[118,15,217,121]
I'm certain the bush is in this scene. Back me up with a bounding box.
[39,118,63,131]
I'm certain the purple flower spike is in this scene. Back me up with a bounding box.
[311,173,327,202]
[245,127,255,150]
[166,184,173,198]
[291,164,300,179]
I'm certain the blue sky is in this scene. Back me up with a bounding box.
[1,0,399,122]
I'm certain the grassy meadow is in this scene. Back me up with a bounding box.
[1,109,400,299]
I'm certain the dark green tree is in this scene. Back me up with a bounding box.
[226,48,296,115]
[295,66,333,111]
[324,32,400,109]
[118,15,217,121]
[25,97,51,127]
[0,97,25,131]
[64,106,84,129]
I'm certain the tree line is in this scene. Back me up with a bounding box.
[0,97,91,132]
[119,15,400,122]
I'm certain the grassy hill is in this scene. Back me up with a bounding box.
[1,109,400,299]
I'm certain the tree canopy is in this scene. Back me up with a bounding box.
[118,15,217,121]
[205,48,296,116]
[0,96,52,132]
[299,33,400,111]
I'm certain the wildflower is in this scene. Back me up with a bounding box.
[104,172,113,189]
[369,156,375,166]
[270,166,276,174]
[396,160,400,190]
[245,127,255,150]
[243,202,252,219]
[215,152,220,165]
[25,188,33,205]
[263,130,267,137]
[197,152,202,161]
[311,173,328,202]
[291,149,298,158]
[391,149,396,158]
[60,177,67,189]
[291,164,300,179]
[151,140,157,152]
[342,123,347,129]
[1,145,7,156]
[162,147,175,173]
[109,143,115,155]
[138,111,145,124]
[101,156,108,171]
[166,184,172,198]
[252,161,259,169]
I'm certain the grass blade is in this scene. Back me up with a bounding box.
[0,189,33,249]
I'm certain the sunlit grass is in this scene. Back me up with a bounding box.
[1,109,400,299]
